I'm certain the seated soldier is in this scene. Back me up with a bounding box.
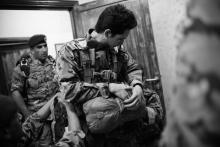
[0,94,85,147]
[53,4,163,147]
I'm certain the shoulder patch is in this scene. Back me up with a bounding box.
[19,57,30,76]
[16,53,31,66]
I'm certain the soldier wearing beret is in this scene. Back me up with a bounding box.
[10,34,59,145]
[11,34,58,118]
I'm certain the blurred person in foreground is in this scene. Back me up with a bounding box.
[160,0,220,147]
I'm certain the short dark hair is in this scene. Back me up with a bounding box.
[95,4,137,35]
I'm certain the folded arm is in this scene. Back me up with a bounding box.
[11,66,30,119]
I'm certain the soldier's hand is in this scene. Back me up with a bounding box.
[124,85,143,110]
[109,83,132,100]
[108,83,132,93]
[96,83,107,88]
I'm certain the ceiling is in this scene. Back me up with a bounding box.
[0,0,78,10]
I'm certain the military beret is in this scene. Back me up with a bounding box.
[29,34,47,48]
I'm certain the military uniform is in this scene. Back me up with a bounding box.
[14,112,83,147]
[11,54,59,113]
[54,30,163,147]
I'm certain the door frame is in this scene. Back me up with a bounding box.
[0,37,29,48]
[0,0,77,9]
[0,37,30,95]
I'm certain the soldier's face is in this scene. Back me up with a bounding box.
[106,30,130,48]
[32,42,48,62]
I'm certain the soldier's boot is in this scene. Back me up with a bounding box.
[51,97,68,143]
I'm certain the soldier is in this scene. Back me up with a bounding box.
[54,4,163,147]
[0,94,84,147]
[11,34,59,119]
[10,34,59,146]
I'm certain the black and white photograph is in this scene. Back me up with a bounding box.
[0,0,219,147]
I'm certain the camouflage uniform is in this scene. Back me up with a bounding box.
[10,54,59,146]
[11,54,59,113]
[54,30,163,147]
[19,112,84,147]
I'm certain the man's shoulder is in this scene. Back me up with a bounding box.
[13,58,28,75]
[16,52,31,65]
[11,64,27,80]
[117,45,130,61]
[65,38,87,51]
[12,65,23,76]
[57,38,87,59]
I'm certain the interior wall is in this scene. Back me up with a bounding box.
[78,0,96,5]
[148,0,187,109]
[0,10,74,58]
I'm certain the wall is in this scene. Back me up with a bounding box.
[78,0,96,5]
[148,0,187,109]
[0,10,74,58]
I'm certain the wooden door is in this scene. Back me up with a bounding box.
[71,0,166,123]
[0,38,29,95]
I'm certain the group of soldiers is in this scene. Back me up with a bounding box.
[0,4,163,147]
[1,0,220,147]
